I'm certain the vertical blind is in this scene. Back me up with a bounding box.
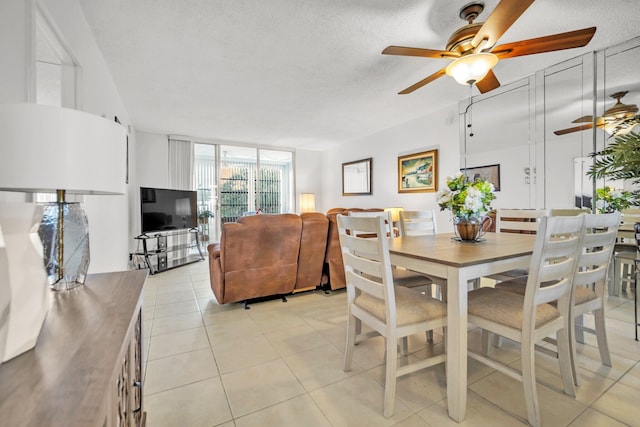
[168,138,194,190]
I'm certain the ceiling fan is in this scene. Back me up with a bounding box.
[554,91,639,136]
[382,0,596,95]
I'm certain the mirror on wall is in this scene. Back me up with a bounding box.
[599,38,640,198]
[460,36,640,211]
[460,80,535,209]
[542,55,594,210]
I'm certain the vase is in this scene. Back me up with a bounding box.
[453,216,492,242]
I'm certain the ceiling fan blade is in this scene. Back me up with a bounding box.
[492,27,596,59]
[475,70,501,93]
[382,46,459,59]
[553,123,593,136]
[571,116,607,126]
[571,115,593,123]
[398,68,447,95]
[472,0,535,49]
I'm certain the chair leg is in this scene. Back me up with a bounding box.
[383,335,398,418]
[611,257,621,296]
[593,307,612,367]
[574,314,585,344]
[557,327,577,397]
[481,329,491,356]
[343,313,356,372]
[568,314,581,387]
[400,337,409,356]
[521,334,541,427]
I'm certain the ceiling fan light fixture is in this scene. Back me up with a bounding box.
[446,53,498,85]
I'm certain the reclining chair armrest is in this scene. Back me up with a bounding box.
[207,243,224,302]
[208,243,221,259]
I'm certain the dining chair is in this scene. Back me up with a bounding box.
[337,214,447,418]
[349,210,439,342]
[398,210,438,236]
[611,208,640,296]
[495,212,620,385]
[397,210,449,298]
[486,208,550,282]
[350,211,434,290]
[348,210,395,237]
[467,215,584,427]
[550,208,591,217]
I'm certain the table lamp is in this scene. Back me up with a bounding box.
[0,103,126,291]
[299,193,316,213]
[384,207,404,223]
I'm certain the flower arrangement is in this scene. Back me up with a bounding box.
[595,186,631,213]
[436,173,496,220]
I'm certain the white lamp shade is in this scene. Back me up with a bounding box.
[446,53,499,85]
[384,207,404,223]
[0,103,126,195]
[299,193,316,213]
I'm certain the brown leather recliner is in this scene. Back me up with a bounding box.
[208,214,302,304]
[295,212,329,291]
[324,208,383,290]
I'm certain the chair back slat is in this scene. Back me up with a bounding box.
[348,211,393,237]
[337,214,395,317]
[398,210,437,236]
[345,267,385,299]
[524,216,584,326]
[573,212,620,289]
[496,209,550,234]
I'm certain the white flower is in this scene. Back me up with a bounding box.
[436,187,452,205]
[595,199,607,210]
[610,188,623,199]
[464,194,483,213]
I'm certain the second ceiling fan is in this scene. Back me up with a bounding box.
[554,91,639,136]
[382,0,596,95]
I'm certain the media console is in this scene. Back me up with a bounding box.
[134,228,204,274]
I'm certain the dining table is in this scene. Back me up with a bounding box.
[389,231,537,422]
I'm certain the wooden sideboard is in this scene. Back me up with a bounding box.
[0,270,148,427]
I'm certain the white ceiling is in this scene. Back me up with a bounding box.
[77,0,640,150]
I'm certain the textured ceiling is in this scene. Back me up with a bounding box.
[78,0,640,150]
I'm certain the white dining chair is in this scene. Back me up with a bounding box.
[611,208,640,296]
[337,214,447,418]
[486,208,550,282]
[495,212,620,385]
[467,215,583,427]
[398,210,437,236]
[397,210,449,298]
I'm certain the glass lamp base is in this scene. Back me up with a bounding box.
[38,202,90,291]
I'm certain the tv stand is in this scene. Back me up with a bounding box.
[134,228,204,274]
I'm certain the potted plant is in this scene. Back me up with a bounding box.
[436,173,496,241]
[588,127,640,206]
[594,186,632,213]
[198,210,214,224]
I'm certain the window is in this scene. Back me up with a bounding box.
[193,144,294,242]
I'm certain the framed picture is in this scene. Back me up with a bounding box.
[398,149,438,193]
[461,163,501,191]
[342,158,372,196]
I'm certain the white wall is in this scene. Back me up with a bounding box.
[0,0,134,273]
[320,105,461,233]
[295,149,323,212]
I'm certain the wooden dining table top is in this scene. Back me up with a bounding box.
[388,232,537,268]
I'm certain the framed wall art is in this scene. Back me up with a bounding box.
[342,158,372,196]
[461,163,501,191]
[398,149,438,193]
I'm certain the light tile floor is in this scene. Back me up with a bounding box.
[142,262,640,426]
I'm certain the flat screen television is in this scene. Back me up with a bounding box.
[140,187,197,233]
